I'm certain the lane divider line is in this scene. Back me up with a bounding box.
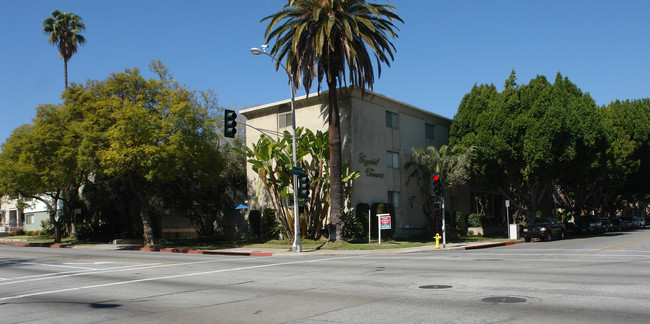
[581,237,650,255]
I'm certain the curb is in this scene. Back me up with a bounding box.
[0,242,274,256]
[464,241,516,250]
[0,242,72,248]
[125,246,273,257]
[1,240,520,255]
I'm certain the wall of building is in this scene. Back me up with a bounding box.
[241,87,454,239]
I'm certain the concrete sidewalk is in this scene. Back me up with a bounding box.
[1,239,519,256]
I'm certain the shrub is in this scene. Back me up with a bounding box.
[26,231,34,236]
[40,219,54,235]
[248,210,262,240]
[262,209,281,240]
[344,210,366,240]
[468,213,482,227]
[14,228,25,236]
[468,230,474,235]
[455,211,467,235]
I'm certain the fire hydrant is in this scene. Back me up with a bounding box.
[434,233,442,249]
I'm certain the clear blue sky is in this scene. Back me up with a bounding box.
[1,0,649,147]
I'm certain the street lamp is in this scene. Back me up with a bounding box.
[251,46,302,253]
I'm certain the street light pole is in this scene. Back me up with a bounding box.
[251,47,302,252]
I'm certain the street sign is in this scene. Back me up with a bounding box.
[292,167,303,175]
[298,200,307,206]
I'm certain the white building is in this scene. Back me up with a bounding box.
[0,195,55,233]
[241,87,470,238]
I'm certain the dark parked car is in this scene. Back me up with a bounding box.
[620,216,635,229]
[601,218,615,232]
[633,217,645,228]
[524,218,565,242]
[576,217,603,234]
[611,218,626,231]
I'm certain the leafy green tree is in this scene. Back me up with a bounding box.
[43,10,86,89]
[262,0,403,241]
[451,71,602,223]
[0,104,85,242]
[551,75,608,220]
[64,62,221,247]
[600,99,650,215]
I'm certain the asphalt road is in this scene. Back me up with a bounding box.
[1,229,649,323]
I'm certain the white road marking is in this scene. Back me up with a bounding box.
[1,256,278,286]
[0,255,359,302]
[25,262,98,270]
[63,262,114,265]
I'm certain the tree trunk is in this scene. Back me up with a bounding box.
[140,198,155,247]
[64,59,68,89]
[50,208,63,243]
[327,80,344,241]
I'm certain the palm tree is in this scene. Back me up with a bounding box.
[406,145,474,233]
[43,10,86,89]
[262,0,403,241]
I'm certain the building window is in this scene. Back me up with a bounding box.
[388,191,401,209]
[385,111,398,129]
[425,123,435,140]
[278,113,292,128]
[387,151,399,169]
[26,214,34,224]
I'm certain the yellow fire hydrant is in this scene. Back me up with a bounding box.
[434,233,442,249]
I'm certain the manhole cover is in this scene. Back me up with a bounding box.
[482,297,526,303]
[419,285,453,289]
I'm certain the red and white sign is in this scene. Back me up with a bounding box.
[379,214,391,229]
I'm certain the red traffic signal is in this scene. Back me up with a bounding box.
[431,173,443,197]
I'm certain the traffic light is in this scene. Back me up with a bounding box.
[224,109,237,138]
[298,174,310,199]
[431,173,443,197]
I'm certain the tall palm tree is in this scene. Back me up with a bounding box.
[43,10,86,89]
[262,0,403,241]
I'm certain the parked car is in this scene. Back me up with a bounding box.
[611,218,626,231]
[621,216,635,229]
[632,217,645,228]
[601,218,615,232]
[523,218,565,242]
[576,217,603,234]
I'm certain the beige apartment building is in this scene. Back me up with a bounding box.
[241,86,471,238]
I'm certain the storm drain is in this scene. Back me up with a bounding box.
[482,297,527,303]
[419,285,453,289]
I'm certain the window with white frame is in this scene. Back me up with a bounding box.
[388,191,401,209]
[425,123,435,140]
[278,113,292,128]
[26,214,34,224]
[386,151,399,169]
[385,111,398,129]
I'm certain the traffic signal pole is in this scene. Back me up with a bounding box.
[431,173,446,248]
[441,195,446,248]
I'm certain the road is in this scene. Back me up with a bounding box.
[1,229,649,323]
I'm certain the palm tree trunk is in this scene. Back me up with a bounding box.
[327,80,344,241]
[64,59,68,89]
